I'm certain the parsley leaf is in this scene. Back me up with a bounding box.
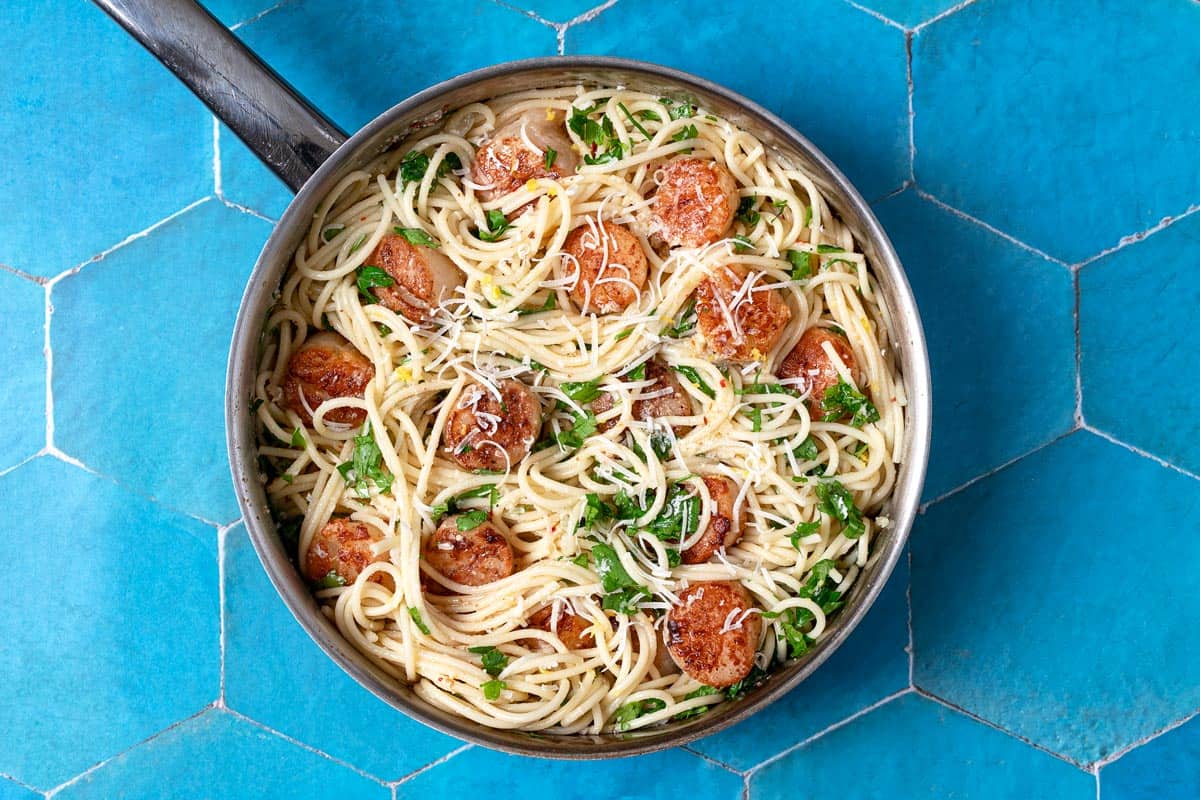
[627,362,647,381]
[322,225,344,242]
[671,124,699,143]
[393,226,439,248]
[660,97,696,120]
[817,244,845,254]
[515,292,558,316]
[315,571,346,589]
[561,377,604,404]
[544,147,557,170]
[356,265,395,303]
[290,428,306,449]
[457,509,489,530]
[736,196,760,227]
[336,424,394,498]
[789,521,821,549]
[673,686,720,720]
[642,483,700,543]
[636,109,662,122]
[786,249,815,280]
[481,679,506,701]
[592,543,650,615]
[732,235,754,252]
[467,645,509,677]
[581,493,614,529]
[661,298,697,338]
[554,410,598,450]
[725,666,769,700]
[399,150,431,184]
[614,698,667,730]
[348,233,368,254]
[820,378,880,427]
[794,435,819,461]
[407,606,431,634]
[799,558,845,614]
[477,209,511,242]
[672,365,716,399]
[814,480,865,539]
[618,102,652,140]
[614,327,634,342]
[430,484,498,523]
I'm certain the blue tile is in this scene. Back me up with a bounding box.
[568,1,908,200]
[0,457,218,789]
[224,525,461,779]
[914,0,1200,263]
[1102,715,1200,800]
[750,693,1093,799]
[853,0,960,27]
[690,547,909,771]
[912,431,1200,764]
[55,710,387,800]
[0,3,211,277]
[200,0,280,25]
[234,1,556,134]
[0,779,38,800]
[1081,212,1200,475]
[873,191,1075,502]
[218,123,292,220]
[400,746,741,800]
[53,200,271,524]
[0,271,44,471]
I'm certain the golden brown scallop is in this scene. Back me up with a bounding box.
[471,110,578,204]
[591,359,693,434]
[562,221,649,314]
[282,332,375,427]
[423,514,516,589]
[694,265,792,362]
[681,475,744,564]
[443,379,542,472]
[303,518,386,586]
[666,581,761,688]
[778,327,858,416]
[366,233,463,323]
[651,157,739,248]
[527,604,598,650]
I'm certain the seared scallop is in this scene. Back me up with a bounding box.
[527,604,598,650]
[303,518,386,586]
[694,265,792,362]
[282,331,374,426]
[651,157,739,248]
[423,514,515,588]
[666,581,761,688]
[366,233,462,323]
[778,327,858,415]
[561,221,648,314]
[591,358,693,434]
[681,475,744,564]
[471,110,578,203]
[443,379,542,472]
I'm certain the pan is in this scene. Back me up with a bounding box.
[94,0,931,759]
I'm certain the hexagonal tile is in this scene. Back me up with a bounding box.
[852,0,962,27]
[399,746,741,800]
[234,1,557,133]
[0,3,211,277]
[1081,211,1200,475]
[912,431,1200,764]
[0,457,217,789]
[913,0,1200,264]
[1102,715,1200,799]
[224,525,462,779]
[52,199,271,524]
[689,547,909,771]
[218,122,292,220]
[873,190,1075,502]
[567,0,909,200]
[0,271,44,471]
[750,693,1094,799]
[55,710,388,800]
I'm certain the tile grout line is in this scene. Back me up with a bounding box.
[680,745,743,777]
[216,522,231,708]
[230,0,295,30]
[745,687,912,778]
[212,116,222,198]
[911,0,982,33]
[1095,769,1101,800]
[561,0,620,52]
[0,770,44,799]
[46,196,213,286]
[1083,424,1200,484]
[913,687,1091,772]
[43,283,55,454]
[1076,201,1200,269]
[1072,267,1083,425]
[919,427,1075,513]
[838,0,905,30]
[1092,706,1200,770]
[905,546,915,687]
[44,704,216,797]
[223,708,392,788]
[905,30,915,185]
[0,262,47,285]
[915,189,1068,266]
[391,743,473,787]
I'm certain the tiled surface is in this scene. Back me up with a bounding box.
[2,0,1197,796]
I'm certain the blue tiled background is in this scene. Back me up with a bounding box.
[3,0,1197,797]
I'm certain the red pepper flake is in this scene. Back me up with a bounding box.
[719,379,727,388]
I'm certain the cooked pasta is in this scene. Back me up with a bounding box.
[253,85,906,733]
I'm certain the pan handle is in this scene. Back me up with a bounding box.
[92,0,347,192]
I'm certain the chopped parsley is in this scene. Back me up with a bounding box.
[467,645,509,677]
[789,521,821,549]
[817,243,845,254]
[725,666,768,700]
[793,435,819,461]
[456,509,489,530]
[581,492,614,529]
[393,226,439,248]
[672,365,716,399]
[642,482,701,543]
[398,150,462,185]
[553,410,598,450]
[673,686,720,720]
[592,542,650,615]
[515,292,558,316]
[337,423,394,498]
[544,147,557,170]
[820,378,880,427]
[614,698,667,730]
[800,558,845,615]
[659,97,697,120]
[476,209,511,242]
[356,265,395,303]
[315,571,346,589]
[569,104,625,165]
[249,397,264,414]
[561,377,604,404]
[430,483,498,522]
[618,102,652,140]
[814,479,865,539]
[732,234,754,252]
[635,109,662,122]
[670,123,699,143]
[348,233,368,254]
[571,552,590,568]
[322,225,344,242]
[627,362,647,381]
[786,249,815,280]
[481,679,506,701]
[736,196,761,227]
[661,298,697,338]
[289,428,306,449]
[614,327,634,342]
[407,606,431,635]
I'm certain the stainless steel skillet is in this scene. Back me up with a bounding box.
[94,0,931,759]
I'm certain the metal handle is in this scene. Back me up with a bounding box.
[92,0,348,192]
